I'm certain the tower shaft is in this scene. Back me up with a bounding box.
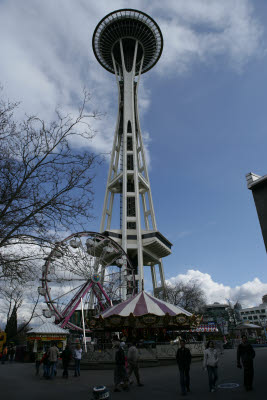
[100,38,172,296]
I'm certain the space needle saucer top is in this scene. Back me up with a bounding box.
[92,8,163,75]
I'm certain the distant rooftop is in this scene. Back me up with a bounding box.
[206,303,229,308]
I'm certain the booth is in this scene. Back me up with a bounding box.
[234,323,262,339]
[26,322,69,353]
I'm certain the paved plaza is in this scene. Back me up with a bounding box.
[1,348,266,399]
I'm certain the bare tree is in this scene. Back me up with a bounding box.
[0,277,42,340]
[162,281,206,313]
[226,299,242,327]
[0,90,101,280]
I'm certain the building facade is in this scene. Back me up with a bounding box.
[240,297,267,325]
[246,172,267,252]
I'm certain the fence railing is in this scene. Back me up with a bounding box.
[81,341,205,362]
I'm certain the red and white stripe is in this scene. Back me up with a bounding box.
[100,291,192,318]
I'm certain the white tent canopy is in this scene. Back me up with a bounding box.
[28,322,69,335]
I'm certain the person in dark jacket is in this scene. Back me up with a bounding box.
[114,342,129,392]
[62,345,72,379]
[237,335,255,391]
[176,339,192,395]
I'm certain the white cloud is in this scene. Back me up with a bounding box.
[167,269,267,308]
[0,0,263,161]
[142,130,152,169]
[152,0,263,74]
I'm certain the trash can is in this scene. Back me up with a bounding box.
[91,386,110,399]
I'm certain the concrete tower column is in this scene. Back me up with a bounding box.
[93,9,172,298]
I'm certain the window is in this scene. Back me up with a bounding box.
[127,180,134,192]
[127,222,136,229]
[253,316,258,320]
[241,312,244,315]
[127,197,135,217]
[127,120,132,133]
[256,310,260,314]
[248,316,252,320]
[127,155,134,170]
[261,309,266,313]
[127,136,133,151]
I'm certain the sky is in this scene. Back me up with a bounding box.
[1,0,267,311]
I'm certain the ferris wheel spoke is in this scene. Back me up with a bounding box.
[66,245,94,277]
[50,278,86,283]
[48,257,86,279]
[48,282,85,303]
[62,256,86,276]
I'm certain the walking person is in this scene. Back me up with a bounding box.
[127,342,144,387]
[176,339,192,396]
[114,342,129,392]
[62,344,72,379]
[203,340,219,392]
[237,335,255,391]
[35,350,43,376]
[47,342,60,379]
[73,343,82,377]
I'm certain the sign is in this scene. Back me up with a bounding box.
[27,336,66,341]
[175,315,187,324]
[142,315,157,325]
[218,383,239,389]
[109,316,122,326]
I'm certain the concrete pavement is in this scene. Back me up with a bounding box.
[1,348,266,399]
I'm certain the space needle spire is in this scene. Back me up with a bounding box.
[92,9,172,297]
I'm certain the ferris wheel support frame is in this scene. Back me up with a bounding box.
[41,231,136,332]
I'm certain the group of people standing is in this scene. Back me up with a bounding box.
[1,344,16,364]
[35,342,82,379]
[176,335,256,395]
[113,340,144,392]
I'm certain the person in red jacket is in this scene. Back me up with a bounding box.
[40,349,50,378]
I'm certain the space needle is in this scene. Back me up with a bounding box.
[92,9,172,297]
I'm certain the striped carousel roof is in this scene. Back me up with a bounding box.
[101,291,192,318]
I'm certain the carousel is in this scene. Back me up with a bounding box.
[84,291,204,363]
[88,290,201,342]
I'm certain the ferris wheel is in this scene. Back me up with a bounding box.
[38,232,136,332]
